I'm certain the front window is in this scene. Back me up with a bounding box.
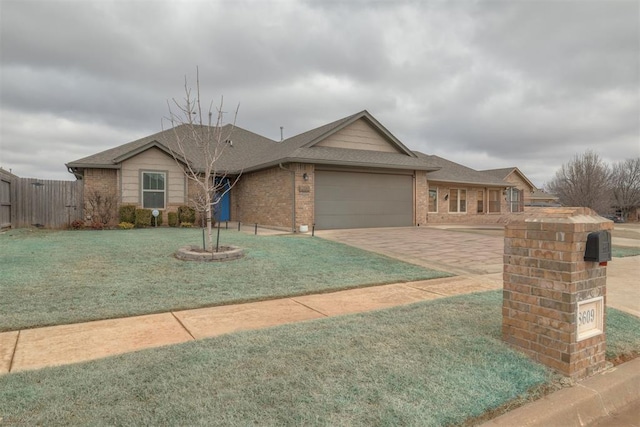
[488,189,501,213]
[142,172,166,209]
[428,189,438,212]
[477,190,484,213]
[449,188,466,213]
[508,188,523,213]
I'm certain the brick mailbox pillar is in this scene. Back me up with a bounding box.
[503,207,613,380]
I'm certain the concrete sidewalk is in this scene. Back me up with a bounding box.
[0,273,502,374]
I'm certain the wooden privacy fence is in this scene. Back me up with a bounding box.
[1,174,11,228]
[3,177,84,229]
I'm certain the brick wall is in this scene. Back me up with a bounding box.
[233,166,293,229]
[294,164,314,230]
[426,184,514,224]
[83,168,118,225]
[503,207,613,379]
[415,171,428,226]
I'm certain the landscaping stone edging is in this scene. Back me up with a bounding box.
[175,245,244,262]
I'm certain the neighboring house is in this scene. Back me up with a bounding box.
[481,167,537,213]
[67,110,530,230]
[528,188,561,207]
[414,154,516,224]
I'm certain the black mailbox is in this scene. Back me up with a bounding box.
[584,230,612,262]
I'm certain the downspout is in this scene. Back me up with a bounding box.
[67,166,83,181]
[279,163,296,232]
[413,171,418,226]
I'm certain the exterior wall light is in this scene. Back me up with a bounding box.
[303,173,309,181]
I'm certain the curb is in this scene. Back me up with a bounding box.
[481,357,640,426]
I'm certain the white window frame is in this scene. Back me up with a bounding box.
[488,189,501,213]
[477,189,484,213]
[507,188,523,213]
[141,171,167,209]
[428,188,438,213]
[449,188,467,213]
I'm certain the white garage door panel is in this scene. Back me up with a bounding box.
[315,170,413,229]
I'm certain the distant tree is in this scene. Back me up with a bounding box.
[611,157,640,220]
[546,151,612,213]
[164,68,240,251]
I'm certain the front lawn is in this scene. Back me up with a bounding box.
[1,291,639,426]
[0,228,449,331]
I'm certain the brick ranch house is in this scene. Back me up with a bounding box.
[66,110,538,230]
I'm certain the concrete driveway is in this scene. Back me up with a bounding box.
[316,226,505,275]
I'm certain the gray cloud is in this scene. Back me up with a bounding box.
[1,0,638,187]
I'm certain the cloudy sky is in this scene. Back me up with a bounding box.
[1,0,638,187]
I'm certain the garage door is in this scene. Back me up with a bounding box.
[314,170,413,229]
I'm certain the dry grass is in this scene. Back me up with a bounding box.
[0,228,449,331]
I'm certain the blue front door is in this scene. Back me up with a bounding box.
[214,178,230,222]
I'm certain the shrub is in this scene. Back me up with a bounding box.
[90,222,104,230]
[118,222,135,230]
[134,209,152,228]
[70,219,85,230]
[180,222,193,228]
[168,212,178,227]
[119,205,136,223]
[177,205,196,224]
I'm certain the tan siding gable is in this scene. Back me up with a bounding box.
[314,119,402,153]
[121,147,185,206]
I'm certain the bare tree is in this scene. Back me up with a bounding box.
[546,151,612,213]
[164,69,240,251]
[611,157,640,220]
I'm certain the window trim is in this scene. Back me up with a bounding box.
[141,170,167,210]
[477,189,484,214]
[507,188,524,213]
[488,188,501,213]
[428,188,438,213]
[448,188,467,213]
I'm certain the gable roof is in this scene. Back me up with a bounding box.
[481,167,536,190]
[67,124,277,173]
[294,110,416,156]
[67,111,440,175]
[530,188,559,201]
[238,111,436,172]
[414,152,511,187]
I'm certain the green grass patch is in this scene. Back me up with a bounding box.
[1,291,638,426]
[0,292,549,426]
[0,228,449,331]
[606,308,640,359]
[612,246,640,257]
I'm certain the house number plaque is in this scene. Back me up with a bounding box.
[577,296,604,341]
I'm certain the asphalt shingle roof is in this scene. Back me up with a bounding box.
[414,152,510,186]
[67,111,519,183]
[67,111,441,174]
